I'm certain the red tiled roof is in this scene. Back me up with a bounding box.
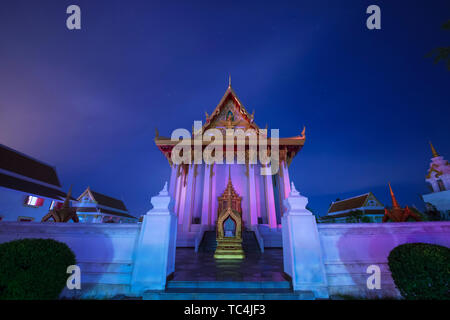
[328,193,370,214]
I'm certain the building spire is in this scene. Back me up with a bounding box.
[228,74,231,88]
[429,141,439,158]
[62,185,73,209]
[388,182,400,209]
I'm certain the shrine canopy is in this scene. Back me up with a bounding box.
[154,84,306,167]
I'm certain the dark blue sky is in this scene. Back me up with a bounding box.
[0,0,449,217]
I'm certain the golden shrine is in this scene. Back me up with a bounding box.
[214,171,245,259]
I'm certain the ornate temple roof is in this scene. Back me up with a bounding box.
[154,84,306,166]
[202,84,259,132]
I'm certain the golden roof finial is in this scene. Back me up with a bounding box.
[429,141,439,158]
[388,182,400,209]
[228,74,231,87]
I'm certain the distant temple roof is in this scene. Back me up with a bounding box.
[328,193,369,213]
[0,173,67,200]
[0,144,69,200]
[77,187,136,219]
[326,192,384,215]
[0,144,61,187]
[89,190,128,212]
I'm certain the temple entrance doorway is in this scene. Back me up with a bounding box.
[224,217,236,237]
[168,173,286,283]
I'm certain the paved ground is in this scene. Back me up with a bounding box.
[172,248,286,282]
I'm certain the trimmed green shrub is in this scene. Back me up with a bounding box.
[388,243,450,300]
[0,238,76,300]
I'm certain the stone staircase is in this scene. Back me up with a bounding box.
[143,281,314,300]
[242,230,261,253]
[197,231,217,252]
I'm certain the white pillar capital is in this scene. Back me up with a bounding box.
[147,181,173,215]
[283,182,312,216]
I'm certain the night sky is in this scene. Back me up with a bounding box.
[0,0,449,217]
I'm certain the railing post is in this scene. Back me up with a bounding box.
[131,182,177,294]
[281,182,329,299]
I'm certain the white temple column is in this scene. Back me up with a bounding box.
[174,166,183,217]
[280,160,291,200]
[201,164,211,226]
[177,167,187,224]
[210,163,217,226]
[182,164,196,233]
[264,167,278,229]
[247,164,258,226]
[278,160,291,217]
[169,164,178,198]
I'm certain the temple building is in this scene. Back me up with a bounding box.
[320,192,385,223]
[0,144,72,222]
[422,142,450,219]
[154,83,306,247]
[76,187,137,223]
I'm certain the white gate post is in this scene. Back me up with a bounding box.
[131,182,177,294]
[281,182,329,299]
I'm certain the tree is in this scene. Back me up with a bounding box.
[424,203,444,221]
[426,20,450,71]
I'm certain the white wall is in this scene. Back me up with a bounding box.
[0,222,141,299]
[1,219,449,299]
[317,221,450,298]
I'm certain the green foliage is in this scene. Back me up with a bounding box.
[426,20,450,71]
[0,239,76,300]
[388,243,450,300]
[409,206,428,221]
[424,203,446,221]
